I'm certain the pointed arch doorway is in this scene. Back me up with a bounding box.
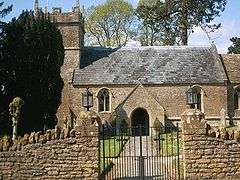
[131,108,149,136]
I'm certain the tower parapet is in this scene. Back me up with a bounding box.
[50,6,84,49]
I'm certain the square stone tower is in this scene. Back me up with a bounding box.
[49,5,84,127]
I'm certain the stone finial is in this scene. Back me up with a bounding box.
[181,108,206,135]
[182,108,205,124]
[75,111,101,137]
[76,111,101,127]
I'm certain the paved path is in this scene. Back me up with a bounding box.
[104,137,180,180]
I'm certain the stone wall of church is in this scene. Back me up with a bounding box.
[57,50,80,127]
[70,84,227,126]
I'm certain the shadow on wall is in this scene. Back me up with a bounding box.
[108,106,129,134]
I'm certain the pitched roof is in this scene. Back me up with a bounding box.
[73,45,227,86]
[221,54,240,84]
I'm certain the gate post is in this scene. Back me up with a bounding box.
[75,111,101,180]
[181,108,205,180]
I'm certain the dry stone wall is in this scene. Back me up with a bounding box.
[0,112,99,180]
[182,109,240,179]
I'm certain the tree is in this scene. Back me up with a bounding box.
[0,10,64,135]
[228,37,240,54]
[137,0,227,45]
[0,1,12,136]
[86,0,134,47]
[0,1,12,26]
[136,0,177,45]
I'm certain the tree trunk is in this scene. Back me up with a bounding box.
[180,0,188,45]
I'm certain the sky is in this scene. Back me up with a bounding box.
[2,0,240,54]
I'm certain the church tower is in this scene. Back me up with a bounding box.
[33,0,84,126]
[50,1,84,126]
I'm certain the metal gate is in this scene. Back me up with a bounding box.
[99,124,182,180]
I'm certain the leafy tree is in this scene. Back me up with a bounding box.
[0,10,64,135]
[137,0,227,45]
[228,37,240,54]
[0,1,12,26]
[86,0,134,47]
[136,0,177,45]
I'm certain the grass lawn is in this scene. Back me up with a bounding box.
[153,132,182,156]
[100,136,129,173]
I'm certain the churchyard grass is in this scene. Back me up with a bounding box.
[154,132,182,156]
[100,136,129,173]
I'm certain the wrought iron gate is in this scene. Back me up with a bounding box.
[99,124,182,180]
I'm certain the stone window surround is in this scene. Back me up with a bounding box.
[97,87,112,113]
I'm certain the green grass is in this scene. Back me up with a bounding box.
[153,132,182,156]
[100,136,129,173]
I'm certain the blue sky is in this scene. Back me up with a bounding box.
[2,0,240,53]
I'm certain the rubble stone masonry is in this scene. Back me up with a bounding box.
[182,109,240,179]
[71,84,227,126]
[0,112,99,180]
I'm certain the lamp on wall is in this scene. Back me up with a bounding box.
[186,88,198,107]
[82,88,93,111]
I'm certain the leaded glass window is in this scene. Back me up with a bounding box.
[98,88,110,112]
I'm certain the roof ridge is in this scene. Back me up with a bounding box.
[120,45,212,51]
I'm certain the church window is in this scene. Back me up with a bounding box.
[189,86,202,111]
[98,88,110,112]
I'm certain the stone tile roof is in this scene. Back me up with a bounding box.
[73,45,227,86]
[221,54,240,84]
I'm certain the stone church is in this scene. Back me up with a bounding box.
[35,1,240,129]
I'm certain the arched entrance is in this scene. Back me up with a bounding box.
[131,108,149,136]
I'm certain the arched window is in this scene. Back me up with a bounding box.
[98,88,110,112]
[189,86,202,110]
[234,87,240,110]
